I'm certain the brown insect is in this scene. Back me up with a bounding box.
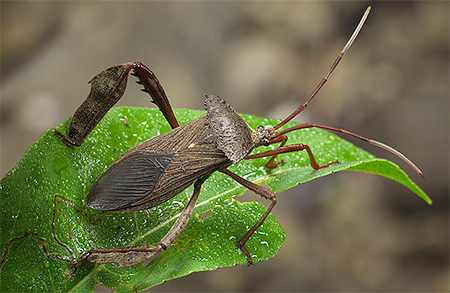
[55,6,422,268]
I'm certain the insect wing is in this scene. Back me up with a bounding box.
[123,145,232,211]
[86,152,175,211]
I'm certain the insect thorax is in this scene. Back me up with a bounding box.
[204,94,268,163]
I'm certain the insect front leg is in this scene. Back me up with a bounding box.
[245,143,339,170]
[71,180,203,268]
[263,134,288,168]
[221,169,277,265]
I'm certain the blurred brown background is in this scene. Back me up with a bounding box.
[1,1,448,292]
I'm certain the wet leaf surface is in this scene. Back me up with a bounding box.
[0,107,430,292]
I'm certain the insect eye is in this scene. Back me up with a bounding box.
[264,139,270,146]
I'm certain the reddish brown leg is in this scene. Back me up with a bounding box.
[221,169,277,265]
[264,135,288,168]
[245,143,339,170]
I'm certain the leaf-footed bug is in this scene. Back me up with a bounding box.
[55,7,423,268]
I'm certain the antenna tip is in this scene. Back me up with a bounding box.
[364,6,371,17]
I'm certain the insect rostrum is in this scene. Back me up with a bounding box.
[55,6,423,269]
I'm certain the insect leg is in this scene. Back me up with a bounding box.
[245,144,339,170]
[159,180,202,248]
[55,63,135,146]
[55,62,179,147]
[132,62,179,129]
[71,180,202,268]
[263,134,288,168]
[221,169,277,265]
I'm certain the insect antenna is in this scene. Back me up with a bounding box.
[276,123,424,178]
[268,6,423,178]
[274,6,371,130]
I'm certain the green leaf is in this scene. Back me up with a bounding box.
[0,107,430,292]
